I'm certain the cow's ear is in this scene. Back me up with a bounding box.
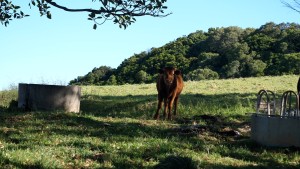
[158,69,164,74]
[175,70,181,75]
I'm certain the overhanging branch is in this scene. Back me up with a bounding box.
[281,0,300,13]
[44,0,170,17]
[45,0,106,14]
[2,0,170,29]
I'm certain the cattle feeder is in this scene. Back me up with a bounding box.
[251,89,300,147]
[18,83,81,113]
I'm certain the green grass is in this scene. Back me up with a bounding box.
[0,88,18,110]
[0,75,299,168]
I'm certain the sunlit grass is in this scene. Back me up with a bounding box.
[0,75,299,168]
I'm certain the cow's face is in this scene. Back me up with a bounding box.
[160,67,181,86]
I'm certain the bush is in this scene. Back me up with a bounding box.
[186,68,219,81]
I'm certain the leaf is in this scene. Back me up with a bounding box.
[89,12,95,18]
[4,21,9,27]
[147,5,153,10]
[122,23,127,29]
[46,11,51,19]
[93,24,97,30]
[100,7,105,11]
[103,0,108,6]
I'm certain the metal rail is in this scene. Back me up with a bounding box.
[256,89,276,115]
[280,90,299,117]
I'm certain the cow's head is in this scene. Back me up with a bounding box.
[159,67,181,86]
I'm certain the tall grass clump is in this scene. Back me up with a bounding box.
[0,85,18,110]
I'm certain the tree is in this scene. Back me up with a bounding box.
[91,66,115,82]
[0,0,170,29]
[106,75,117,85]
[196,52,221,70]
[69,66,115,85]
[186,68,219,81]
[222,60,240,78]
[245,59,266,77]
[281,53,300,74]
[68,22,300,85]
[135,70,148,83]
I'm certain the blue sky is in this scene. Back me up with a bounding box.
[0,0,299,90]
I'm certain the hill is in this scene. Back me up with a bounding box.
[70,22,300,85]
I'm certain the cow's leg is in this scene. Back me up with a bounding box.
[173,96,179,117]
[154,95,163,120]
[168,97,175,120]
[167,101,172,120]
[163,98,168,120]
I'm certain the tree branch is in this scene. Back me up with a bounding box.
[1,0,170,29]
[44,0,170,17]
[44,0,106,14]
[281,0,300,13]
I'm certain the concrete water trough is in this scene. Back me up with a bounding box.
[251,89,300,147]
[18,83,81,113]
[251,114,300,147]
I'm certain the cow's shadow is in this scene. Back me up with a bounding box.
[80,94,157,118]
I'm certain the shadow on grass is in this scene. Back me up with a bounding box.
[154,155,199,169]
[1,92,298,168]
[0,110,299,169]
[80,94,157,118]
[80,92,258,119]
[198,163,299,169]
[213,139,300,169]
[0,111,225,168]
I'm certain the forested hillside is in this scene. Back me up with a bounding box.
[70,22,300,85]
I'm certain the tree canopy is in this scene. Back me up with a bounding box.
[70,22,300,86]
[0,0,170,29]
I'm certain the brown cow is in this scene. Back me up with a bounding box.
[154,67,184,120]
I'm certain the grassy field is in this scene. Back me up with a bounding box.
[0,75,299,169]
